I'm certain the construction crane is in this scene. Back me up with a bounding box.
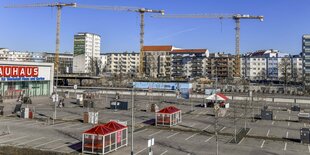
[153,14,263,78]
[5,2,77,75]
[75,5,164,76]
[5,2,77,121]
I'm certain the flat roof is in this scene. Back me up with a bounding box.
[0,61,54,67]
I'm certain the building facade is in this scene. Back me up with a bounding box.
[302,35,310,86]
[0,61,54,98]
[105,52,140,75]
[170,49,208,80]
[44,52,73,74]
[142,45,175,78]
[241,50,302,82]
[73,32,101,74]
[206,53,235,80]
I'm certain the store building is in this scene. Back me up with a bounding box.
[0,61,54,99]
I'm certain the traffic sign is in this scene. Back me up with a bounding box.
[74,84,77,90]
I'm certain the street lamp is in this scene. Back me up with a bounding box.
[131,85,135,155]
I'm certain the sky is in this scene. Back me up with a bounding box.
[1,0,310,54]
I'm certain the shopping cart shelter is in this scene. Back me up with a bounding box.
[82,121,128,154]
[155,106,182,127]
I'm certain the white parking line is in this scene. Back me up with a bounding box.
[284,142,287,150]
[205,135,214,142]
[62,123,82,129]
[304,123,306,127]
[288,122,290,126]
[185,133,199,140]
[266,129,270,137]
[288,116,290,120]
[272,121,275,125]
[202,125,211,131]
[260,140,265,148]
[134,129,148,134]
[134,148,146,155]
[220,127,226,132]
[149,130,162,137]
[33,139,62,148]
[238,137,245,145]
[51,140,79,150]
[308,144,310,153]
[167,132,179,139]
[274,115,277,119]
[50,122,72,127]
[189,123,196,127]
[160,150,168,155]
[76,125,92,130]
[16,137,45,146]
[0,136,28,144]
[286,131,289,138]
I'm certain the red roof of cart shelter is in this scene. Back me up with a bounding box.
[104,121,127,131]
[83,124,114,135]
[157,106,180,114]
[83,121,127,135]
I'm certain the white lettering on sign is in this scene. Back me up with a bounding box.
[0,66,39,77]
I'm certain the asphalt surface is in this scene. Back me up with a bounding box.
[0,93,309,155]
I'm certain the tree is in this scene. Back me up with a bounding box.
[279,57,292,88]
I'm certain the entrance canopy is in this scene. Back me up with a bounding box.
[206,93,228,101]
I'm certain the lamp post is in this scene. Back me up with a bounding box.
[131,86,135,155]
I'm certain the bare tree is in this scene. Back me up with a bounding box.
[279,57,292,90]
[89,57,102,76]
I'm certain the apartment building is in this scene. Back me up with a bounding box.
[170,49,208,80]
[206,53,235,80]
[44,52,73,74]
[0,50,45,62]
[105,52,139,75]
[241,49,302,82]
[302,35,310,86]
[73,32,101,74]
[142,45,175,78]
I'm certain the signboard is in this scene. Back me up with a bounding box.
[0,65,51,82]
[148,138,154,147]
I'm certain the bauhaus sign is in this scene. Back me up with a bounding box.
[0,66,39,77]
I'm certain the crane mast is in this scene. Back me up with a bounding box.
[153,13,263,78]
[74,5,164,76]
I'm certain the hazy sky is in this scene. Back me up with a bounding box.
[1,0,309,54]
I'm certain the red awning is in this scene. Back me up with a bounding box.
[206,93,229,101]
[83,121,127,135]
[216,93,229,101]
[157,106,180,114]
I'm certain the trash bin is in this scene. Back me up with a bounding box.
[261,109,273,120]
[301,128,310,144]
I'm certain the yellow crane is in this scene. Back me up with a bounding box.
[77,5,164,76]
[153,14,263,78]
[5,2,77,75]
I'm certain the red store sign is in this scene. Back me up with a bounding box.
[0,66,39,77]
